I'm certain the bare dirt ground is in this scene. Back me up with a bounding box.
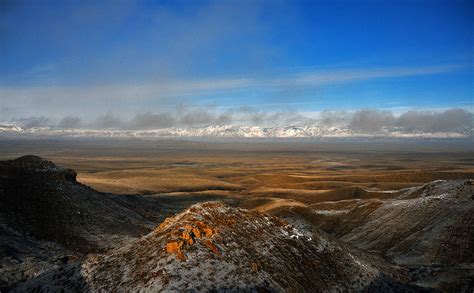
[0,138,472,201]
[0,138,472,223]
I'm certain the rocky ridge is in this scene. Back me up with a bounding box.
[16,202,423,292]
[0,155,153,252]
[269,179,474,291]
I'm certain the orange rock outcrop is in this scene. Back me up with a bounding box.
[164,220,219,260]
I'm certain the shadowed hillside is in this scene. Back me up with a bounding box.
[16,202,426,292]
[264,180,474,291]
[0,156,155,252]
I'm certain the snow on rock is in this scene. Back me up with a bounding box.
[0,224,74,291]
[0,123,470,138]
[0,123,24,133]
[341,180,474,266]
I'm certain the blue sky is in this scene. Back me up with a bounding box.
[0,0,472,122]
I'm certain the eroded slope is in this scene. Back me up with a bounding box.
[17,202,422,292]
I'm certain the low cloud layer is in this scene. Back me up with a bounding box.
[350,109,396,132]
[396,109,472,133]
[348,108,472,133]
[58,116,82,128]
[17,116,50,128]
[6,107,473,135]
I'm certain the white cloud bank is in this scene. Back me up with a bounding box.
[1,107,472,139]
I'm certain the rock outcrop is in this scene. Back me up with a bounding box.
[164,220,217,260]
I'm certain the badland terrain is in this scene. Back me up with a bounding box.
[0,138,473,292]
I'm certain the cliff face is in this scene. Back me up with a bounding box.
[0,155,153,252]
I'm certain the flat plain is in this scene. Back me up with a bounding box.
[1,138,472,202]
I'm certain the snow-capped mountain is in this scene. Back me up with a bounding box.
[0,123,470,139]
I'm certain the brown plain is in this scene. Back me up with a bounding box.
[0,138,472,212]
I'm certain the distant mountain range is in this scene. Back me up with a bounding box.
[0,123,470,139]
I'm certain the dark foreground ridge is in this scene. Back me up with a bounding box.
[0,155,159,255]
[0,155,220,290]
[15,201,424,292]
[0,156,472,292]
